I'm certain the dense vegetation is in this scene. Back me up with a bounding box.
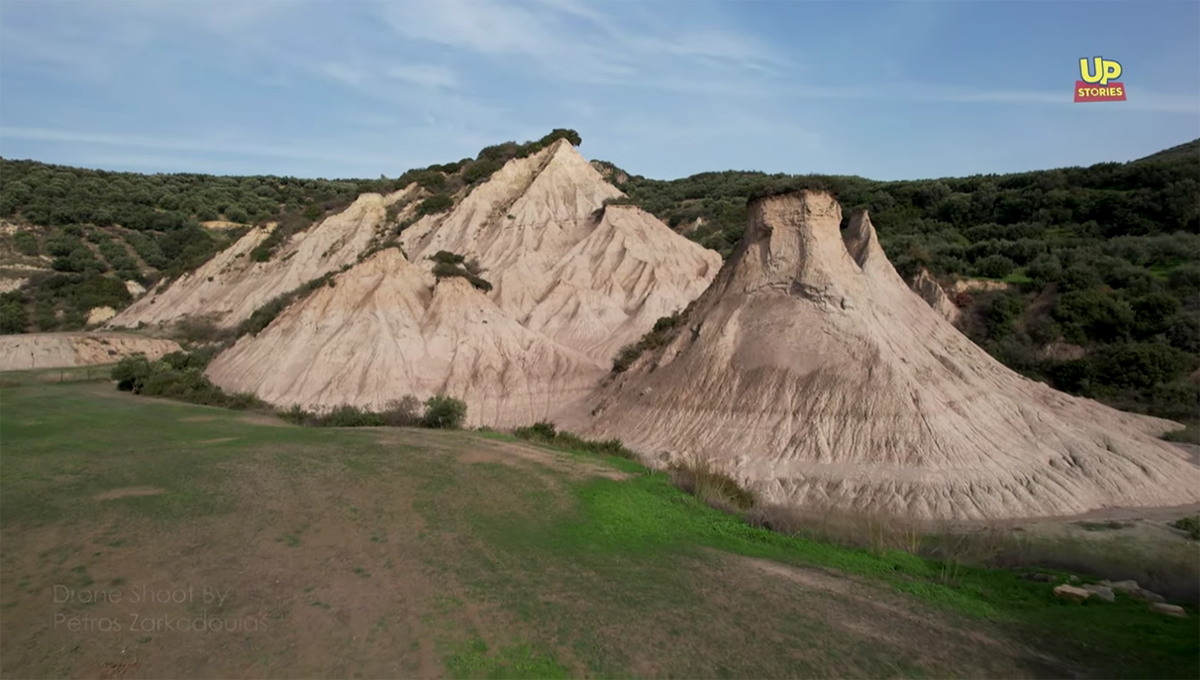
[598,140,1200,427]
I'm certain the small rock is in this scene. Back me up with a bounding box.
[1102,580,1165,602]
[1067,575,1080,583]
[1082,584,1115,602]
[1054,584,1092,602]
[1020,572,1056,582]
[1149,603,1186,618]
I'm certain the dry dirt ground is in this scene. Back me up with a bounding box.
[0,379,1196,679]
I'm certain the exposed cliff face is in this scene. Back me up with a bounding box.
[0,332,180,371]
[203,140,721,424]
[566,190,1200,521]
[106,188,416,330]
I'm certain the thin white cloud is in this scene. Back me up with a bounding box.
[0,126,401,167]
[780,82,1200,113]
[376,0,787,90]
[318,62,370,87]
[386,64,459,90]
[85,0,299,38]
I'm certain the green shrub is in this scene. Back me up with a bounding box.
[236,273,334,337]
[611,343,643,373]
[414,171,447,192]
[421,395,467,429]
[1091,343,1195,390]
[432,250,465,265]
[1046,358,1094,393]
[320,405,386,427]
[0,292,27,334]
[111,351,264,410]
[303,204,323,221]
[1171,516,1200,540]
[667,458,757,512]
[432,260,492,292]
[511,421,637,460]
[611,311,687,372]
[416,194,454,217]
[381,396,422,427]
[975,254,1016,279]
[1054,290,1134,344]
[13,231,38,256]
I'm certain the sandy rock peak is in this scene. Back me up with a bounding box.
[400,140,720,361]
[565,190,1200,521]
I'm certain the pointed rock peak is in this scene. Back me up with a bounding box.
[731,190,858,292]
[538,137,608,180]
[357,246,412,273]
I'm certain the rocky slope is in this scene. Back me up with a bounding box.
[203,140,721,425]
[0,332,180,371]
[565,190,1200,521]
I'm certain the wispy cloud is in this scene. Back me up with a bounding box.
[386,64,459,90]
[375,0,788,92]
[779,82,1200,113]
[0,126,403,167]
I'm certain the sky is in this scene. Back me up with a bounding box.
[0,0,1197,182]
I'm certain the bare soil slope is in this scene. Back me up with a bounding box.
[0,332,180,371]
[206,251,607,426]
[567,190,1200,520]
[106,188,416,330]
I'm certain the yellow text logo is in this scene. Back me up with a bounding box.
[1080,57,1122,85]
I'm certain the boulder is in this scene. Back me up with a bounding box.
[1053,584,1092,603]
[1100,580,1165,603]
[1149,603,1186,618]
[1082,584,1115,602]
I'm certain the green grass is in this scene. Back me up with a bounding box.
[1,381,1197,679]
[1002,269,1034,285]
[0,364,116,387]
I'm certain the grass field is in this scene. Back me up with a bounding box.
[1,377,1197,679]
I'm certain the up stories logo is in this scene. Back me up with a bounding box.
[1075,57,1126,103]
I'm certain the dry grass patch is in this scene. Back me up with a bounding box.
[93,487,166,501]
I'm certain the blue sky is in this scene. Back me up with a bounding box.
[1,0,1197,181]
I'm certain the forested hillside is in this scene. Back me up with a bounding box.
[1,136,1196,429]
[597,140,1200,429]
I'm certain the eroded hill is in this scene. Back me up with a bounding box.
[185,139,719,426]
[565,190,1200,520]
